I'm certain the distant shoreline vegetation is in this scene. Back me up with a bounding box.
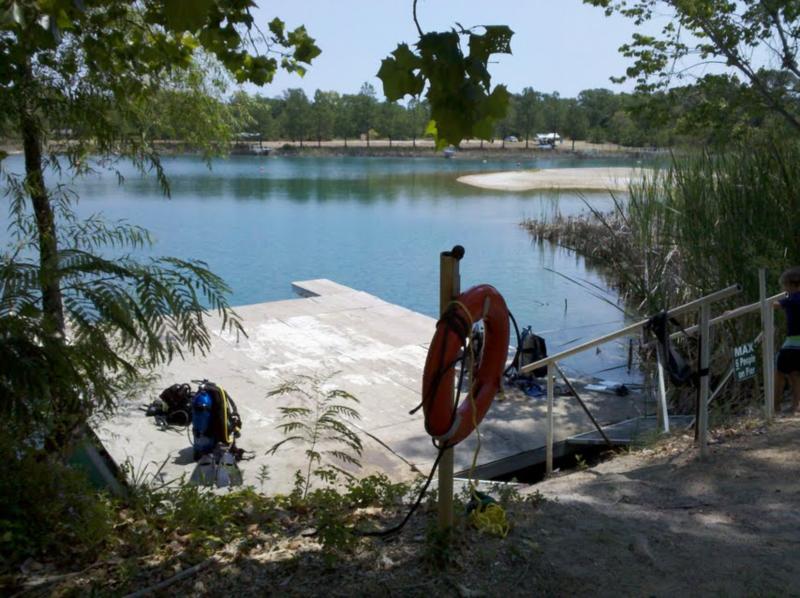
[0,137,663,161]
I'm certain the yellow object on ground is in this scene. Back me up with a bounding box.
[469,502,510,538]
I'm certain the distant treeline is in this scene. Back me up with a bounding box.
[8,76,788,151]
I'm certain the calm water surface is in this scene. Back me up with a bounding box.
[2,155,642,380]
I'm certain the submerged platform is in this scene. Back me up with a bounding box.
[97,280,645,493]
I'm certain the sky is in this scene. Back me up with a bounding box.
[250,0,649,99]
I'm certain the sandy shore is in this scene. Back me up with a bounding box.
[457,166,647,192]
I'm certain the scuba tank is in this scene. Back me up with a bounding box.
[517,326,548,378]
[192,390,215,459]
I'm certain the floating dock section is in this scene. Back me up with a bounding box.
[97,281,645,493]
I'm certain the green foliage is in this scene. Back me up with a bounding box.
[527,135,800,411]
[0,442,113,566]
[584,0,800,132]
[574,453,589,470]
[378,25,514,148]
[267,374,363,499]
[0,196,244,444]
[0,0,320,453]
[423,523,458,570]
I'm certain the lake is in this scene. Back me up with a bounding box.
[1,154,639,380]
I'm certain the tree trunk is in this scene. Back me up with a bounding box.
[18,65,79,452]
[572,138,576,151]
[19,94,64,336]
[525,134,529,149]
[412,135,416,148]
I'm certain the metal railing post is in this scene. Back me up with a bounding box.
[760,269,775,421]
[697,302,711,458]
[655,345,670,433]
[546,362,555,475]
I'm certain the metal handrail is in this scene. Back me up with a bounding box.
[524,283,744,475]
[520,284,742,376]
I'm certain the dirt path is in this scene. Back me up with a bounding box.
[158,416,799,597]
[523,415,800,596]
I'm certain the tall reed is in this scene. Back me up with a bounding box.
[524,138,800,413]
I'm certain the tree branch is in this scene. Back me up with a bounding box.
[413,0,423,36]
[765,4,800,80]
[694,13,800,133]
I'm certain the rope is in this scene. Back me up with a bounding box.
[469,502,510,538]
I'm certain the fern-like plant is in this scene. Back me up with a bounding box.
[267,374,362,500]
[0,187,245,451]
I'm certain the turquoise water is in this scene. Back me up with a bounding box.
[1,155,639,380]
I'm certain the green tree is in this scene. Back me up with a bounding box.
[578,88,621,135]
[495,95,517,147]
[585,0,800,132]
[334,94,358,147]
[377,101,406,146]
[353,82,378,146]
[563,99,589,150]
[312,90,339,146]
[541,92,565,138]
[282,88,312,146]
[514,87,542,148]
[0,2,319,451]
[407,98,430,147]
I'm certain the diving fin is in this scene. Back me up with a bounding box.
[191,453,216,486]
[215,450,242,488]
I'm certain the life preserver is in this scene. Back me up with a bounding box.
[422,285,510,447]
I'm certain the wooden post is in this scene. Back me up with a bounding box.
[546,361,555,475]
[697,302,711,459]
[655,345,670,433]
[438,246,462,531]
[759,269,775,421]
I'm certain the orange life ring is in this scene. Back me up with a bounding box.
[422,284,510,447]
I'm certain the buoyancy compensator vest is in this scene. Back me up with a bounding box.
[191,381,242,460]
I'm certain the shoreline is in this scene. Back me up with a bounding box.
[1,139,665,162]
[458,166,647,192]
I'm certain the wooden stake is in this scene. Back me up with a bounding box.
[546,362,555,475]
[759,269,775,421]
[437,246,462,531]
[697,302,711,459]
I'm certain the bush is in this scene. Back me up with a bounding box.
[0,443,113,569]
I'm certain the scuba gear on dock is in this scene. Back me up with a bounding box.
[144,379,245,488]
[512,325,548,378]
[145,383,193,426]
[191,380,242,460]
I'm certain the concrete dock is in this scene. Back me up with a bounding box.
[97,280,644,493]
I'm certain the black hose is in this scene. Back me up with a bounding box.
[353,448,445,537]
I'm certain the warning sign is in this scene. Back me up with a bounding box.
[733,342,757,382]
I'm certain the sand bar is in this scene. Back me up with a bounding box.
[457,167,646,192]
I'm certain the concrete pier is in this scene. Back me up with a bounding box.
[97,281,642,493]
